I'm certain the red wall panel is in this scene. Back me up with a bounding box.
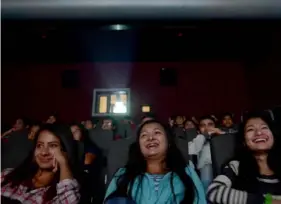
[2,61,250,123]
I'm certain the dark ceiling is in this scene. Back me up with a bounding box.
[2,19,281,63]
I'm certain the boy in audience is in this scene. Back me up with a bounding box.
[28,122,41,140]
[184,119,197,130]
[175,115,185,127]
[188,115,225,191]
[1,117,30,138]
[84,119,96,130]
[220,112,238,134]
[45,113,58,124]
[102,118,115,130]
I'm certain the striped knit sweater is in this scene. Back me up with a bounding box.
[207,160,281,204]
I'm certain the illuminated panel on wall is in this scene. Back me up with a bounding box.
[92,88,130,116]
[142,105,151,113]
[98,96,107,113]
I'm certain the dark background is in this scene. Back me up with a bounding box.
[2,20,281,123]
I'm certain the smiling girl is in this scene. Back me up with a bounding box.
[207,112,281,204]
[1,125,80,204]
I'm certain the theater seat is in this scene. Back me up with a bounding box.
[88,129,114,157]
[107,137,135,184]
[174,137,190,164]
[210,134,237,177]
[185,128,198,142]
[174,127,186,139]
[115,122,126,139]
[124,123,137,139]
[88,128,114,202]
[1,130,33,170]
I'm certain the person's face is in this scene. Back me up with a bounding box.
[102,119,113,130]
[244,118,274,152]
[13,119,25,131]
[139,123,168,159]
[46,116,56,124]
[85,120,94,130]
[199,119,215,134]
[70,125,82,141]
[185,121,195,130]
[223,115,233,128]
[168,118,174,126]
[34,130,62,169]
[176,116,184,125]
[28,125,40,140]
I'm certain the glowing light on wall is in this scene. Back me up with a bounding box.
[113,101,127,113]
[142,105,151,113]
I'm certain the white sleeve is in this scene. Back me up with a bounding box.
[188,134,206,155]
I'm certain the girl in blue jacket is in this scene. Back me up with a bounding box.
[105,119,206,204]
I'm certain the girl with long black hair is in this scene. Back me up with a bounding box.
[104,120,206,204]
[1,124,80,204]
[207,112,281,204]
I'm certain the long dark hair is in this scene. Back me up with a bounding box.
[1,124,77,203]
[233,111,281,192]
[106,120,197,204]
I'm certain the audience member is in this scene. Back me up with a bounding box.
[184,119,197,130]
[175,115,185,128]
[168,116,175,128]
[104,120,206,204]
[70,124,98,169]
[70,123,100,203]
[188,115,225,191]
[1,125,80,204]
[220,112,238,134]
[207,112,281,204]
[46,113,58,124]
[1,117,30,138]
[28,122,41,140]
[84,119,96,130]
[102,118,115,130]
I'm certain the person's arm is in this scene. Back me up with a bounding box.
[1,168,14,182]
[207,161,264,204]
[59,163,73,181]
[52,178,81,204]
[185,165,207,204]
[1,128,14,138]
[51,149,80,204]
[188,134,206,155]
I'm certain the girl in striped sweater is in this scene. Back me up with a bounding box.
[207,112,281,204]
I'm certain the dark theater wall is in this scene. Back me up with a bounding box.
[2,61,250,123]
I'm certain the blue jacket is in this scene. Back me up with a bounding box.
[105,164,207,204]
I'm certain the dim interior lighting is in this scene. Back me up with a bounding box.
[113,101,127,113]
[109,24,129,31]
[142,106,151,113]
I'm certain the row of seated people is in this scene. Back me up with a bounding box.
[1,112,237,189]
[1,111,281,203]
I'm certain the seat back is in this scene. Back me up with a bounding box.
[88,129,114,157]
[174,127,186,139]
[210,134,237,176]
[1,130,33,170]
[124,124,137,139]
[107,137,135,184]
[74,140,85,165]
[115,122,126,139]
[174,137,189,164]
[185,128,198,142]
